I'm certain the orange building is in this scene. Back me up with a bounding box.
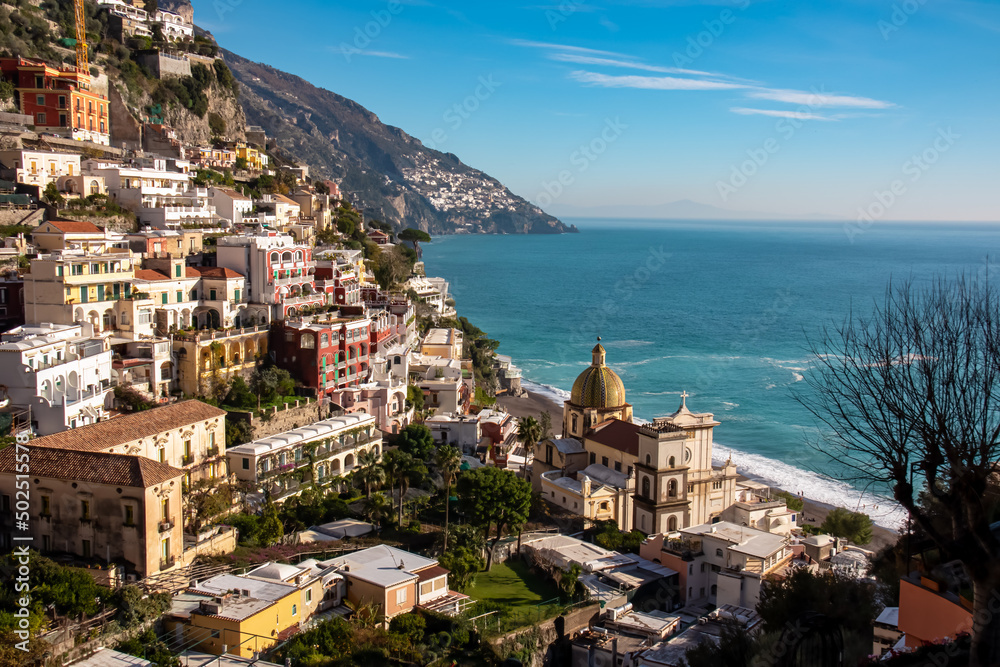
[897,574,973,649]
[0,57,110,145]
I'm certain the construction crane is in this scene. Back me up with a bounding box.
[74,0,88,74]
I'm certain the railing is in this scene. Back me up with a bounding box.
[206,446,220,457]
[173,325,263,343]
[182,455,193,466]
[159,556,176,571]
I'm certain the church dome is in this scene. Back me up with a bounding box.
[570,341,627,408]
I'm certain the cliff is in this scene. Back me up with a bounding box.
[220,50,575,235]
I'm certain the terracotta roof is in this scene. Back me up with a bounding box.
[30,400,226,453]
[45,219,103,234]
[272,194,300,206]
[416,565,449,582]
[0,447,182,487]
[134,268,170,282]
[185,267,202,278]
[585,418,644,456]
[191,266,244,279]
[214,187,251,201]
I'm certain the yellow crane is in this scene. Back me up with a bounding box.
[74,0,88,74]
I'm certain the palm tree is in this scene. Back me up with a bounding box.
[356,448,383,497]
[435,445,462,552]
[363,491,391,528]
[382,449,426,526]
[517,416,543,480]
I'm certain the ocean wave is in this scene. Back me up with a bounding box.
[606,339,655,347]
[722,402,739,409]
[714,441,906,530]
[521,379,572,404]
[765,383,777,390]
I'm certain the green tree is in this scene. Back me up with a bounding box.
[438,543,484,592]
[223,376,255,409]
[397,227,431,253]
[249,365,295,407]
[382,449,427,526]
[756,568,879,639]
[457,467,532,570]
[388,613,426,643]
[819,507,874,545]
[682,620,758,667]
[42,182,63,208]
[406,384,424,412]
[116,628,178,667]
[356,447,384,497]
[257,497,284,546]
[775,490,804,512]
[435,445,462,551]
[0,79,14,102]
[395,423,434,461]
[516,416,542,480]
[362,491,392,528]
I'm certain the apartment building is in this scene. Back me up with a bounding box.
[23,248,139,331]
[0,446,184,576]
[0,57,110,145]
[275,316,372,396]
[640,521,792,609]
[227,412,381,503]
[86,157,218,229]
[30,219,123,254]
[216,230,324,320]
[0,322,112,435]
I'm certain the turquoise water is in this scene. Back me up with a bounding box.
[420,219,1000,528]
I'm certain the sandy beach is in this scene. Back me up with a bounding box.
[498,387,899,552]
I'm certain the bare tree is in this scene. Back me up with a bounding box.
[799,276,1000,667]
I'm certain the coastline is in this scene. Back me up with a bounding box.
[497,385,899,552]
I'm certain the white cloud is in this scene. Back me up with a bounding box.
[730,107,838,121]
[569,70,746,90]
[342,49,411,59]
[507,38,629,58]
[549,52,722,78]
[747,88,894,109]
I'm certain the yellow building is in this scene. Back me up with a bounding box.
[23,247,139,332]
[171,568,326,658]
[533,343,739,534]
[173,326,269,397]
[234,143,266,171]
[0,446,184,577]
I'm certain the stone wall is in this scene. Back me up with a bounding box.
[227,398,337,440]
[136,51,192,79]
[489,603,601,667]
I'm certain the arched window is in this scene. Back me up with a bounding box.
[668,480,677,497]
[716,548,724,558]
[668,516,678,531]
[668,456,675,468]
[90,180,100,195]
[645,454,651,466]
[301,333,315,349]
[571,414,578,433]
[642,477,651,499]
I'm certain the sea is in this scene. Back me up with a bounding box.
[420,219,1000,530]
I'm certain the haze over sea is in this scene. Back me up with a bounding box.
[421,219,1000,530]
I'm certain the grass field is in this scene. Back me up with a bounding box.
[467,559,560,612]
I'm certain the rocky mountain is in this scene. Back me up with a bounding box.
[220,49,574,235]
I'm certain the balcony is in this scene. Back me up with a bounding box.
[182,454,193,466]
[158,520,174,533]
[159,556,176,571]
[206,446,220,457]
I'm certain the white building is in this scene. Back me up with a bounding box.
[0,149,85,193]
[227,412,381,503]
[216,229,324,320]
[209,187,253,226]
[85,158,219,230]
[0,322,112,435]
[153,9,194,40]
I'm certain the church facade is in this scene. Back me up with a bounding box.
[533,340,738,534]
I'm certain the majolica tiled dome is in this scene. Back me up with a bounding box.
[570,340,627,408]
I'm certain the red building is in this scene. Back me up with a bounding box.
[0,57,110,145]
[275,317,372,397]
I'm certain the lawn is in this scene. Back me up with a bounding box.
[467,559,560,613]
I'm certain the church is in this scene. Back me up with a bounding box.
[532,339,740,534]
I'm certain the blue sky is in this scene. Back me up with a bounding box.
[195,0,999,221]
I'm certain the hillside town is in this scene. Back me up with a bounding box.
[0,1,994,667]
